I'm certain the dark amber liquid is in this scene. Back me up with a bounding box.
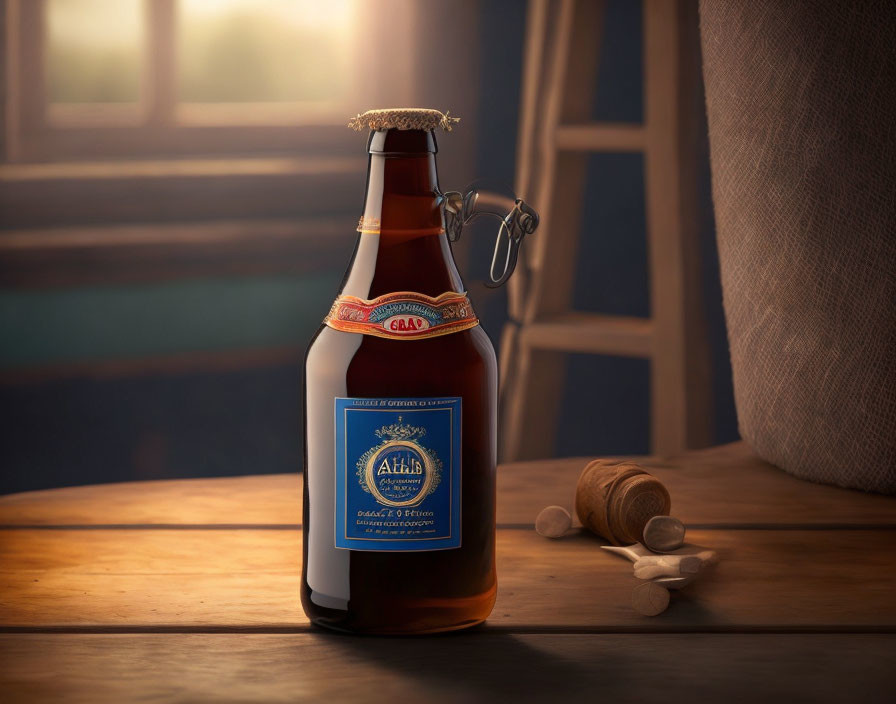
[301,129,497,633]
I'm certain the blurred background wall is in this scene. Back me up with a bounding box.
[0,0,736,494]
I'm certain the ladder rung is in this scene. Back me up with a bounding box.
[520,312,653,357]
[554,123,645,152]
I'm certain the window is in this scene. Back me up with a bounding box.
[47,0,143,108]
[178,0,357,122]
[5,0,418,161]
[0,0,475,287]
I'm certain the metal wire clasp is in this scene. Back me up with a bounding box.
[442,189,539,288]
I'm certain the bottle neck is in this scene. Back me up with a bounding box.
[360,152,442,235]
[340,135,464,299]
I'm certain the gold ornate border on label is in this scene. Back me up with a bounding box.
[363,439,435,507]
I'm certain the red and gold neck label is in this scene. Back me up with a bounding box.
[325,291,479,340]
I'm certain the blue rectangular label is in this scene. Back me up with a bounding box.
[334,397,462,551]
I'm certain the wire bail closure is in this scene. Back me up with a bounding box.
[442,189,539,288]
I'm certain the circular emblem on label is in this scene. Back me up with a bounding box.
[364,440,434,507]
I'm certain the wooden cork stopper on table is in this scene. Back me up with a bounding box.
[632,582,671,616]
[575,459,672,545]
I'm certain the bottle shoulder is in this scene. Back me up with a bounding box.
[306,324,496,375]
[339,233,465,299]
[305,325,497,411]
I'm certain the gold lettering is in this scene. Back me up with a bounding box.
[377,451,425,475]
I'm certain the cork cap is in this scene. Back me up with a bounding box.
[348,108,460,132]
[575,459,672,545]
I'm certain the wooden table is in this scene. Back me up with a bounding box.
[2,442,894,702]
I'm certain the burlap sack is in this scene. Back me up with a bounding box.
[699,0,896,493]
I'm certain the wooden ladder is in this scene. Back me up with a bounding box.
[500,0,712,461]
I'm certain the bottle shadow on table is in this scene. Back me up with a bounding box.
[310,628,612,700]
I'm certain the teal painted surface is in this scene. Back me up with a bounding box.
[0,273,340,369]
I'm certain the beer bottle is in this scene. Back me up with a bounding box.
[301,109,537,634]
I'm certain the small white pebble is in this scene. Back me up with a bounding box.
[632,582,670,616]
[535,505,572,538]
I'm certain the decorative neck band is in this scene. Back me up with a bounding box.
[324,291,479,341]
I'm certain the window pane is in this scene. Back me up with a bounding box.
[46,0,143,103]
[178,0,356,103]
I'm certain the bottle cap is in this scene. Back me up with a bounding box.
[348,108,460,132]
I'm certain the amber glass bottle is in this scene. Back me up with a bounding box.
[301,126,498,633]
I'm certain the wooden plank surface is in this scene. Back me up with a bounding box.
[3,527,895,631]
[0,474,302,527]
[1,446,895,701]
[2,633,894,704]
[3,443,894,527]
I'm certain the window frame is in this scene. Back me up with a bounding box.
[0,0,479,290]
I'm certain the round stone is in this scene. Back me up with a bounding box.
[643,515,686,552]
[535,505,572,538]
